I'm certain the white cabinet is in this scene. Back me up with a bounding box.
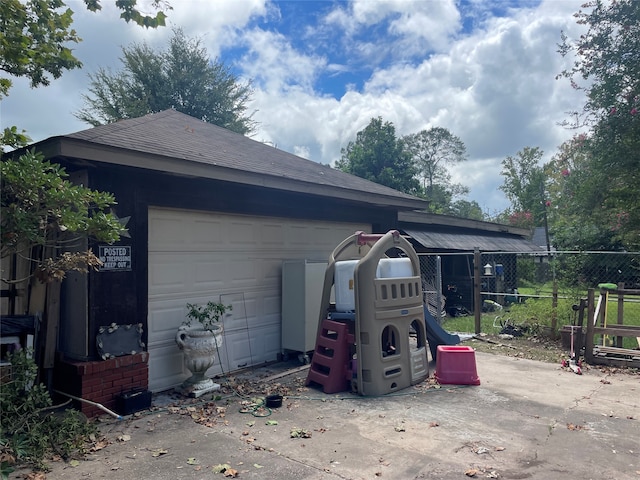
[281,260,327,355]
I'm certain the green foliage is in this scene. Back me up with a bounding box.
[555,0,640,250]
[0,350,98,470]
[1,127,31,153]
[0,0,167,100]
[0,0,168,154]
[0,0,82,98]
[184,301,232,331]
[1,150,123,282]
[499,147,546,227]
[75,28,255,135]
[335,117,420,195]
[402,127,469,212]
[516,256,536,285]
[448,199,485,221]
[499,298,574,334]
[83,0,169,28]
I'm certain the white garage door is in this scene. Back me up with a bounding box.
[147,207,369,392]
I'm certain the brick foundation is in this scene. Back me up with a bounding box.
[54,352,149,418]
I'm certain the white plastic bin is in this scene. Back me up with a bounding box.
[376,258,412,278]
[334,260,358,312]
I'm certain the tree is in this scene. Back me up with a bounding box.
[83,0,169,28]
[449,199,485,221]
[557,0,640,250]
[75,28,255,135]
[499,147,546,227]
[402,127,468,211]
[422,182,470,215]
[1,151,124,283]
[0,0,81,100]
[335,117,420,195]
[0,0,167,99]
[544,136,625,250]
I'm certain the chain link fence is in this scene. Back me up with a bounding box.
[418,251,640,336]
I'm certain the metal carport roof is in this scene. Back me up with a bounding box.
[403,229,544,253]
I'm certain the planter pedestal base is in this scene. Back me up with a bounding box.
[176,377,221,398]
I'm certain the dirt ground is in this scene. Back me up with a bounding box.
[464,332,569,364]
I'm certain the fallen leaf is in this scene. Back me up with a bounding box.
[266,420,278,425]
[290,427,312,438]
[223,468,239,477]
[253,463,264,468]
[89,438,110,451]
[495,446,505,451]
[394,425,405,432]
[151,448,169,457]
[117,434,131,442]
[465,468,478,477]
[567,423,588,431]
[25,472,47,480]
[212,463,232,473]
[187,457,199,465]
[69,460,80,467]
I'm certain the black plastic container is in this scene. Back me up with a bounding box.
[115,388,152,415]
[265,394,283,408]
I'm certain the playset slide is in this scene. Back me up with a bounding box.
[424,306,460,361]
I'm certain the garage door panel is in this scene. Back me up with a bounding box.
[148,207,369,392]
[219,294,256,332]
[223,331,255,370]
[148,344,187,392]
[151,217,189,248]
[223,324,280,369]
[226,258,258,285]
[147,302,185,344]
[262,258,284,282]
[228,220,258,245]
[193,259,227,289]
[149,255,188,294]
[262,223,285,245]
[191,219,225,246]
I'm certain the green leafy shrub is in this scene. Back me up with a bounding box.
[503,297,575,334]
[0,350,98,471]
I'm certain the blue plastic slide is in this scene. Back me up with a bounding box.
[424,306,460,361]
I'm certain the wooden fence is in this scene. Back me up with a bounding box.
[585,285,640,368]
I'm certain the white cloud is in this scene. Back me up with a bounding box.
[239,29,326,93]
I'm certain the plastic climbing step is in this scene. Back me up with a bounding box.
[305,318,354,394]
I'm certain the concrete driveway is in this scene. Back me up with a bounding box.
[35,351,639,480]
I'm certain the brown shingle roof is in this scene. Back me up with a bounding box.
[62,109,427,209]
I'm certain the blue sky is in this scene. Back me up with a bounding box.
[2,0,588,215]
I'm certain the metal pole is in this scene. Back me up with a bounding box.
[474,248,482,334]
[436,255,443,324]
